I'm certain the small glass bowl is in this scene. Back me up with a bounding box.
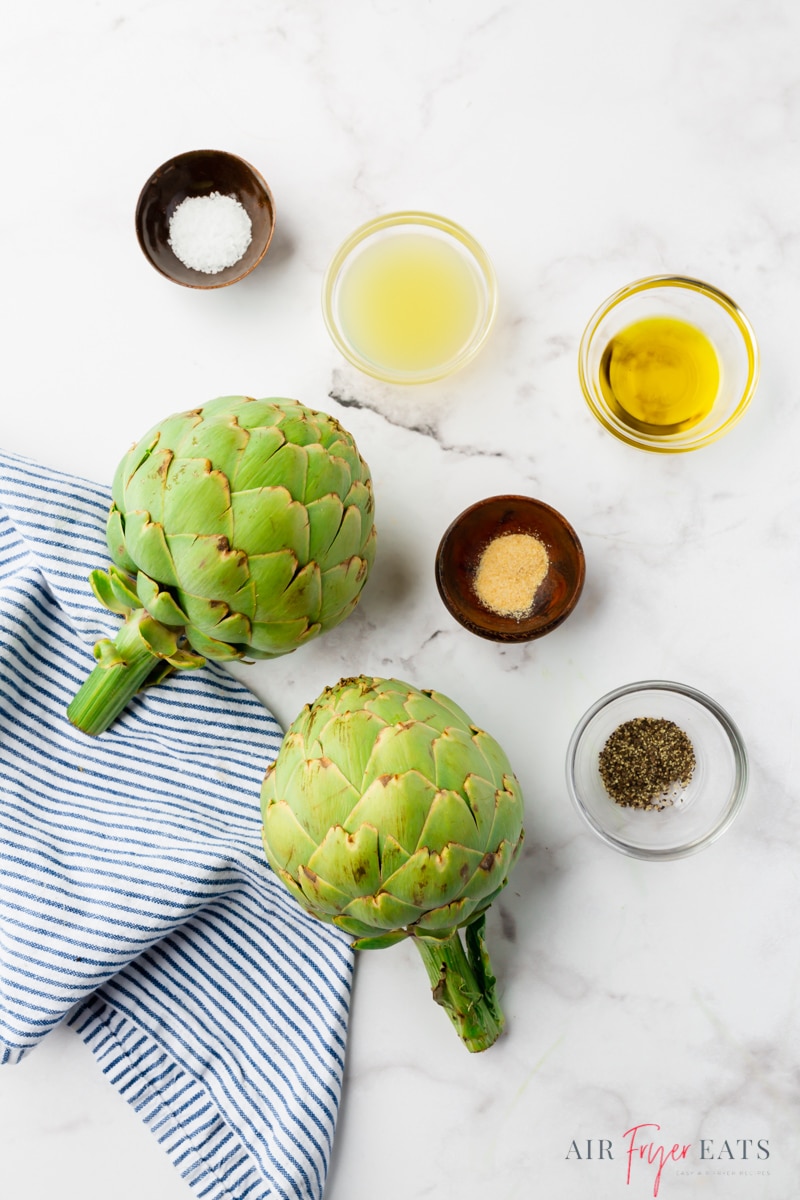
[435,495,585,642]
[135,149,276,289]
[322,211,497,384]
[566,681,748,860]
[578,275,759,452]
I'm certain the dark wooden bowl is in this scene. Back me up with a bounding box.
[135,149,276,288]
[435,494,585,642]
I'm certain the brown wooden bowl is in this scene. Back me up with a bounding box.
[135,149,276,288]
[435,494,585,642]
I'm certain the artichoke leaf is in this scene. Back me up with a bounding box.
[414,896,476,934]
[381,843,486,910]
[90,566,140,615]
[112,433,161,501]
[178,415,249,478]
[273,411,322,448]
[174,590,229,632]
[318,557,370,625]
[201,395,282,427]
[249,617,320,656]
[136,573,187,626]
[163,458,233,538]
[137,616,182,659]
[416,788,484,852]
[350,930,409,950]
[247,550,299,621]
[269,861,319,915]
[303,444,350,502]
[362,683,415,727]
[122,447,173,524]
[261,798,319,876]
[361,722,437,792]
[286,756,361,844]
[134,411,202,463]
[319,504,364,571]
[331,914,385,939]
[205,610,252,644]
[341,478,375,526]
[105,505,139,574]
[246,440,308,500]
[183,626,246,661]
[168,533,249,598]
[263,561,321,623]
[306,494,344,563]
[401,691,456,734]
[306,823,382,898]
[122,511,179,586]
[377,832,410,879]
[325,436,364,481]
[92,638,126,669]
[345,770,436,856]
[433,727,498,799]
[463,774,501,840]
[230,485,310,560]
[484,783,526,850]
[165,647,205,670]
[230,424,285,489]
[472,727,515,785]
[343,891,421,931]
[266,731,311,800]
[298,862,364,915]
[304,708,385,792]
[459,837,519,903]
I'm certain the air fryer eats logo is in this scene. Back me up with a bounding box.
[566,1124,770,1197]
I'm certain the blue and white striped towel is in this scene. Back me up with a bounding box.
[0,448,353,1200]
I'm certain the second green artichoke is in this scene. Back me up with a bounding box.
[261,675,525,1052]
[68,396,377,735]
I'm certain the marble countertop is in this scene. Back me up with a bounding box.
[2,1,799,1197]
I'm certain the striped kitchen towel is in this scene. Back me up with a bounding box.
[0,448,353,1200]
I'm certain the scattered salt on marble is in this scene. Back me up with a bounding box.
[168,191,253,274]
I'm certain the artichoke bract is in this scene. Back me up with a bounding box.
[261,675,525,1052]
[68,396,377,736]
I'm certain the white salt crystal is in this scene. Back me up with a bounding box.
[168,191,253,274]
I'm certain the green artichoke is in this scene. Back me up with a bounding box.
[261,675,524,1052]
[68,396,377,736]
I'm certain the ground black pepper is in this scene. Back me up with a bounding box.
[598,717,696,810]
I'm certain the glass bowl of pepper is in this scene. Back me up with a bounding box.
[566,680,748,860]
[435,495,585,642]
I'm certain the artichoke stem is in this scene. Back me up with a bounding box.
[67,613,165,737]
[412,918,505,1053]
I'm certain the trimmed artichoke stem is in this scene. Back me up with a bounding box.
[412,919,505,1053]
[67,614,167,737]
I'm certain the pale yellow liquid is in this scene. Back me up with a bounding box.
[600,316,720,434]
[337,232,483,375]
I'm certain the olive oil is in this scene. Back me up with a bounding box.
[337,232,483,376]
[599,316,720,434]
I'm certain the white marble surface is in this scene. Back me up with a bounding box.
[2,1,799,1197]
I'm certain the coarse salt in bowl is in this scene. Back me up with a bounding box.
[135,149,276,289]
[167,192,253,275]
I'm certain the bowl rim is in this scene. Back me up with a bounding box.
[435,493,586,643]
[134,148,276,289]
[565,678,749,860]
[577,274,760,453]
[321,209,498,384]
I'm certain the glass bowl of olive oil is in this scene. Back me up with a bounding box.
[322,211,497,384]
[578,276,759,452]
